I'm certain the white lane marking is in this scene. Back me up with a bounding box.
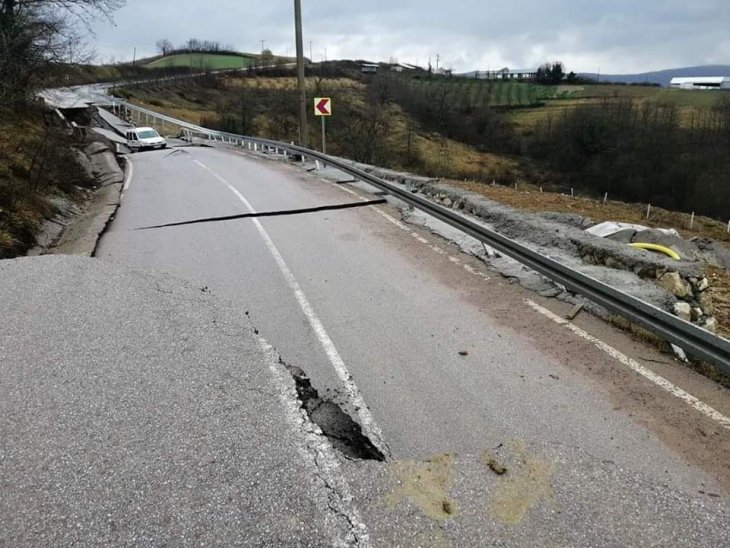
[328,171,730,429]
[312,166,730,430]
[333,182,490,280]
[121,156,134,199]
[526,299,730,430]
[256,336,370,547]
[192,159,389,454]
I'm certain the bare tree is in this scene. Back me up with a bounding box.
[0,0,126,106]
[155,37,172,56]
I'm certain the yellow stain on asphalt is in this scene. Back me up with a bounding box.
[387,453,458,521]
[488,440,554,525]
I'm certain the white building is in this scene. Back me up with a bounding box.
[669,77,730,90]
[472,68,538,80]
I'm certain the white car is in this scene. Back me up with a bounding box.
[125,127,167,152]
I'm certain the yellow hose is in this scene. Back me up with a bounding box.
[629,243,681,261]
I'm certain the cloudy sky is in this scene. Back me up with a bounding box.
[90,0,730,74]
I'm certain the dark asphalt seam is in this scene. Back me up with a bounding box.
[133,198,387,230]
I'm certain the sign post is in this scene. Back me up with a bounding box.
[313,97,332,154]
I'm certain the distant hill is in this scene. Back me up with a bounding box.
[143,52,258,71]
[579,65,730,87]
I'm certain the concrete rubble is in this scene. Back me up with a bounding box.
[332,160,726,335]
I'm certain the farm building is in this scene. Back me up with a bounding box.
[473,68,538,80]
[669,77,730,90]
[360,63,379,74]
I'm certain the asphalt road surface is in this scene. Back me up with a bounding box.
[4,143,729,545]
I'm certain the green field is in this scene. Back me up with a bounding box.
[574,84,728,107]
[144,53,258,71]
[407,77,568,108]
[509,84,729,130]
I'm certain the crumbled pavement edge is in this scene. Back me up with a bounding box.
[50,149,126,257]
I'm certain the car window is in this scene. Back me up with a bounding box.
[137,130,160,139]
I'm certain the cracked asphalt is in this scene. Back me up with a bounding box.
[2,144,729,545]
[0,255,347,546]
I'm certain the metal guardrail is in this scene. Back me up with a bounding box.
[110,101,730,373]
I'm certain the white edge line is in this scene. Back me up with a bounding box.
[192,159,389,454]
[525,299,730,430]
[256,335,370,547]
[325,168,729,429]
[121,155,134,197]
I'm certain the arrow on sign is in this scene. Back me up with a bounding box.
[314,97,332,116]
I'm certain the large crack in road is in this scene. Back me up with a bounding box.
[283,362,385,462]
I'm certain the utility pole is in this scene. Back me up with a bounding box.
[260,40,266,53]
[309,40,313,62]
[294,0,308,147]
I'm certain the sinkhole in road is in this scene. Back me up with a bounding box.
[283,361,385,461]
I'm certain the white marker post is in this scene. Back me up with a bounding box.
[321,117,326,154]
[313,97,332,154]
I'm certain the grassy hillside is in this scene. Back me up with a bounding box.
[144,53,258,71]
[405,77,561,108]
[0,107,94,258]
[114,69,730,218]
[510,83,729,130]
[112,75,529,184]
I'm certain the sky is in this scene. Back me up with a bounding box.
[89,0,730,74]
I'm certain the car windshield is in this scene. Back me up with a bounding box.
[137,130,159,139]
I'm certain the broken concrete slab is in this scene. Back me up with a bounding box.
[84,142,124,187]
[605,228,637,244]
[632,229,703,262]
[692,237,730,270]
[673,302,692,322]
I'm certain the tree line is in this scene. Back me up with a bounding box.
[155,37,238,57]
[207,69,730,220]
[1,0,124,107]
[529,97,730,218]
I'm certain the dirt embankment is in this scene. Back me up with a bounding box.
[0,106,124,259]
